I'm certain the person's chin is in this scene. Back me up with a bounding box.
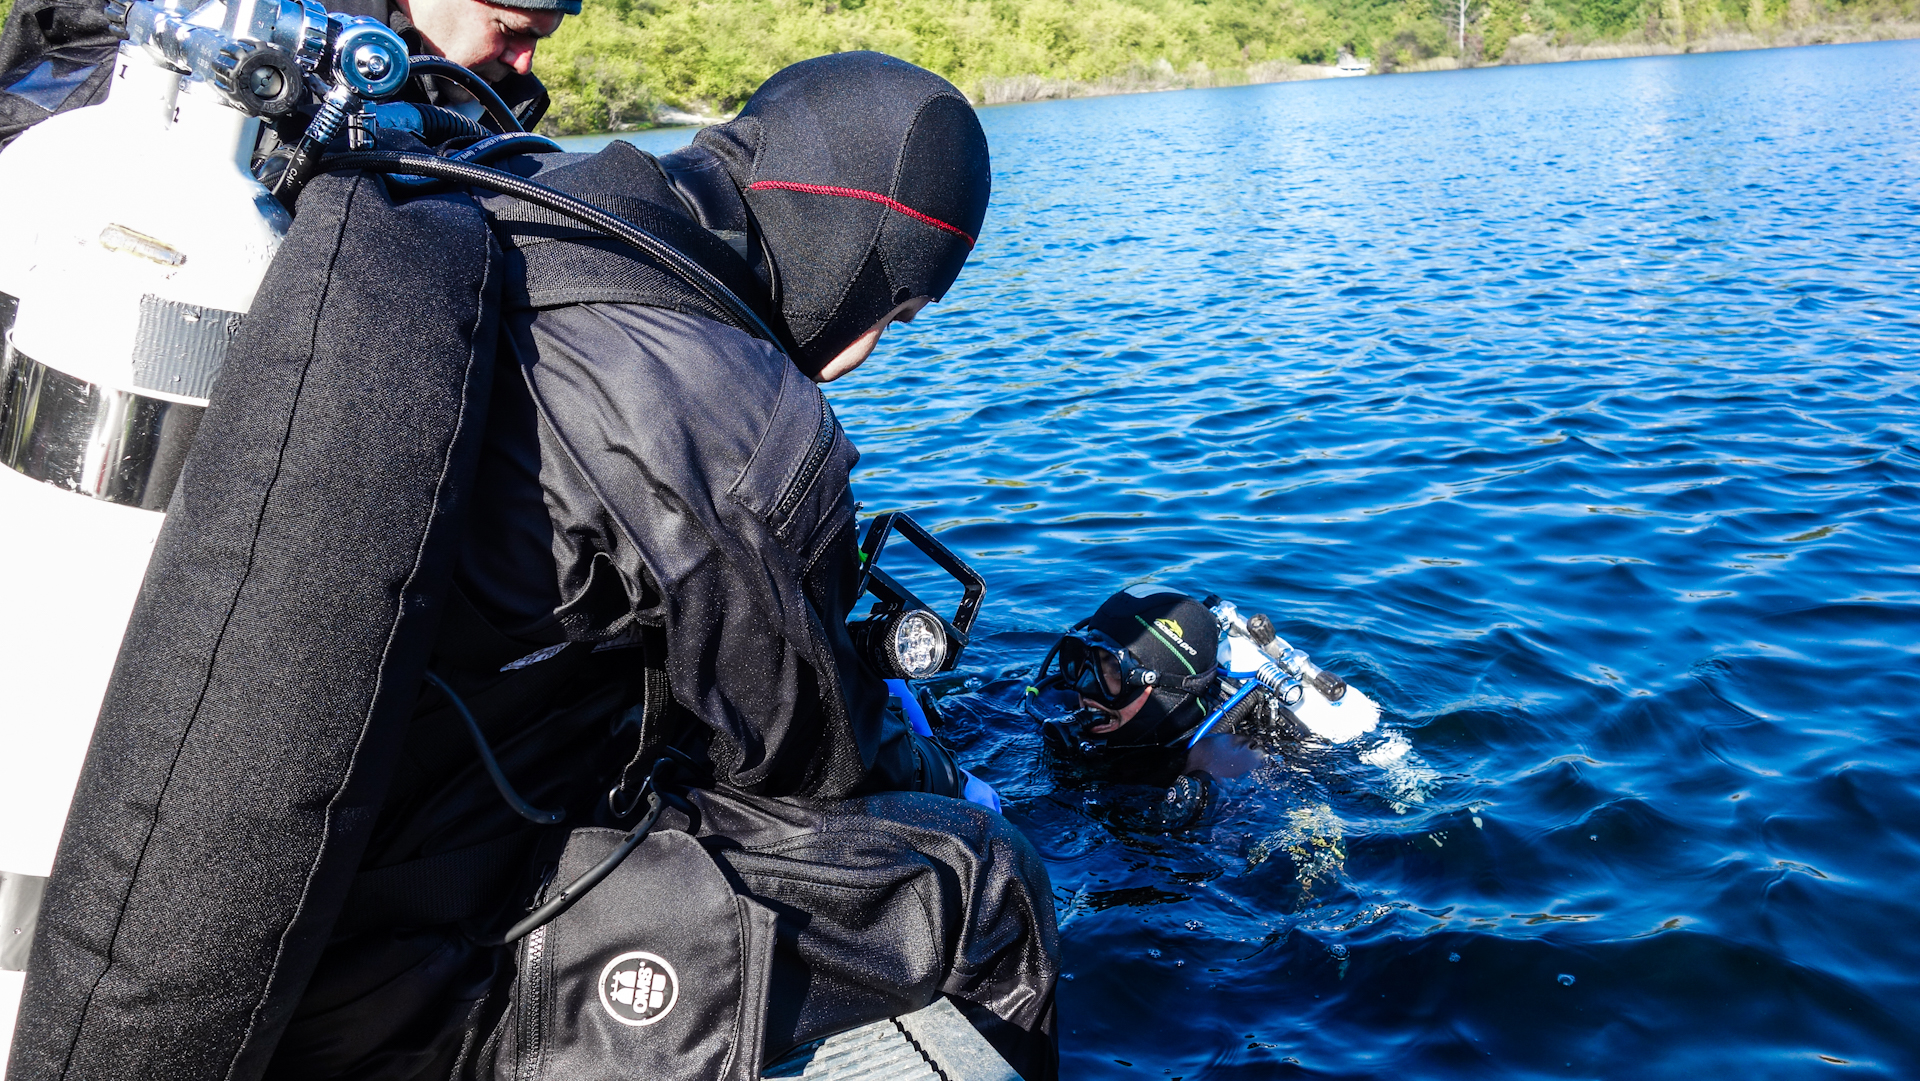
[464,58,511,82]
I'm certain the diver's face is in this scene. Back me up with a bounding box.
[398,0,562,80]
[812,296,933,383]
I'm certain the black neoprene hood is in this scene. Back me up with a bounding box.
[694,51,992,373]
[1084,586,1221,746]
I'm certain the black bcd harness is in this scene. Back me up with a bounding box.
[10,137,785,1081]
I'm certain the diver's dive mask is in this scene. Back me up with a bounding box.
[1052,627,1157,711]
[1029,626,1218,750]
[1042,626,1216,709]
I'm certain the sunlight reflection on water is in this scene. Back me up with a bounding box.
[568,42,1920,1078]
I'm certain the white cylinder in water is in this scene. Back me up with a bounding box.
[0,42,289,1067]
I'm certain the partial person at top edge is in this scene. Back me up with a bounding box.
[0,0,565,148]
[1017,584,1383,832]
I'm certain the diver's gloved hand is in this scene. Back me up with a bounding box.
[1102,773,1212,833]
[887,678,1003,813]
[960,768,1002,814]
[906,731,1004,813]
[909,730,964,797]
[1184,732,1265,779]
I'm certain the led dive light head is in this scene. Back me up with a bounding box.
[889,609,947,679]
[846,512,984,682]
[852,606,949,681]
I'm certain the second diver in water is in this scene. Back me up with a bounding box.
[1023,584,1381,831]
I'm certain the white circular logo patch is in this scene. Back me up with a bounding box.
[598,951,679,1026]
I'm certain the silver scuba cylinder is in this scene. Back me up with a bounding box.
[0,1,408,1066]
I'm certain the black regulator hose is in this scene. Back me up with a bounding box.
[407,55,523,133]
[410,103,492,145]
[319,150,786,350]
[423,670,566,826]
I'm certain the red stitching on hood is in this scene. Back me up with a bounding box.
[747,180,976,247]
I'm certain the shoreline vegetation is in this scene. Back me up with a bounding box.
[533,0,1918,133]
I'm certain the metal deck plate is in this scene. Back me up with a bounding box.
[763,997,1019,1081]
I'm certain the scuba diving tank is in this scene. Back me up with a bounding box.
[0,0,312,1063]
[1205,595,1380,744]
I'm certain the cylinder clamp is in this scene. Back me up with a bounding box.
[0,869,46,972]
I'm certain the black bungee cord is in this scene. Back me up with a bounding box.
[489,759,675,946]
[315,150,787,352]
[426,668,683,944]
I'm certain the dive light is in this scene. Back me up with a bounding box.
[848,513,985,681]
[853,607,949,681]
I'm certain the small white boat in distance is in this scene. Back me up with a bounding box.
[1335,52,1371,76]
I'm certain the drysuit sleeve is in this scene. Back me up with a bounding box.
[0,0,119,148]
[502,303,937,798]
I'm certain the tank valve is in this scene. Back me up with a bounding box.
[109,0,303,115]
[1246,612,1347,701]
[270,16,410,202]
[210,42,302,115]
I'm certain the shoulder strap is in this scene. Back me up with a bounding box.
[480,142,780,339]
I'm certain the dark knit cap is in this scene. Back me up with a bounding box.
[492,0,581,15]
[693,52,991,374]
[1084,585,1218,681]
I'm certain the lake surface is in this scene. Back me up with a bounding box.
[574,41,1920,1079]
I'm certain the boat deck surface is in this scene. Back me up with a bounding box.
[763,997,1019,1081]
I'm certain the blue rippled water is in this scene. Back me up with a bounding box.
[572,40,1920,1079]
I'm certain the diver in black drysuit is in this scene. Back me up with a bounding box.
[272,53,1059,1081]
[0,0,555,148]
[8,52,1055,1081]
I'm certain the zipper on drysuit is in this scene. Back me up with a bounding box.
[771,388,835,532]
[514,923,549,1081]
